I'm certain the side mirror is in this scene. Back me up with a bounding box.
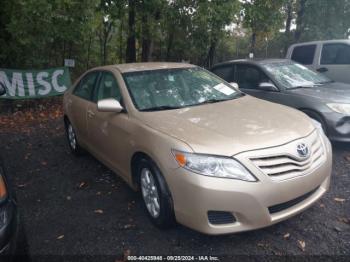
[97,98,123,113]
[229,82,239,89]
[258,82,278,92]
[0,83,6,96]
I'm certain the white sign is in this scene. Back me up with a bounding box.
[213,83,235,96]
[64,59,75,68]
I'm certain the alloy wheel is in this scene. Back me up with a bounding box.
[140,168,160,218]
[67,124,77,150]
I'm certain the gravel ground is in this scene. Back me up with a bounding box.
[0,118,349,262]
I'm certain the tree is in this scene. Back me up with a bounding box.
[294,0,306,41]
[192,0,240,67]
[242,0,285,55]
[126,0,136,62]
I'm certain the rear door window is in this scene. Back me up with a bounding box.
[321,43,350,65]
[212,65,235,82]
[291,45,316,65]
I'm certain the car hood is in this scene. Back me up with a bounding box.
[286,82,350,103]
[137,96,315,156]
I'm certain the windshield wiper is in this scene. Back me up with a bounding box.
[195,96,242,106]
[289,85,314,89]
[140,105,182,112]
[315,80,335,85]
[197,98,230,105]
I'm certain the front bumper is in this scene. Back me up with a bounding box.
[323,111,350,142]
[166,133,332,235]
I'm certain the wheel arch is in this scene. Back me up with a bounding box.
[130,151,153,189]
[298,108,328,134]
[63,115,69,127]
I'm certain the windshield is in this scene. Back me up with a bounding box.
[123,67,242,111]
[263,62,332,89]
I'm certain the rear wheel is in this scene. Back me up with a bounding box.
[138,158,175,228]
[65,120,84,155]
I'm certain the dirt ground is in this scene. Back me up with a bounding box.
[0,114,349,262]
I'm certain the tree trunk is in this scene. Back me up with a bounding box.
[62,40,66,66]
[141,14,151,62]
[285,1,293,35]
[126,0,136,63]
[86,33,92,69]
[284,0,293,54]
[206,40,216,68]
[166,29,174,60]
[250,32,256,55]
[119,17,124,63]
[103,38,108,65]
[295,0,307,41]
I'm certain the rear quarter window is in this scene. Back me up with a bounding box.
[291,44,316,65]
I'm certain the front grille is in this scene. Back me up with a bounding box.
[250,132,325,180]
[208,211,236,225]
[268,186,320,214]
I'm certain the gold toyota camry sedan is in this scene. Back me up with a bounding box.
[63,63,332,235]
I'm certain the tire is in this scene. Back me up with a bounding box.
[137,158,175,228]
[13,218,31,262]
[65,119,84,155]
[302,109,328,135]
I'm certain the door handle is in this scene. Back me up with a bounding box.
[317,67,328,73]
[87,110,95,118]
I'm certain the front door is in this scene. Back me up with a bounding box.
[318,43,350,84]
[234,64,281,102]
[87,71,131,178]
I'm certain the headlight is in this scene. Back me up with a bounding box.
[327,103,350,115]
[172,150,257,182]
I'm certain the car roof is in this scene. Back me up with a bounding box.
[212,58,290,68]
[289,39,350,47]
[92,62,196,73]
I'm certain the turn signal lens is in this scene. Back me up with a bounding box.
[174,152,187,167]
[0,176,7,200]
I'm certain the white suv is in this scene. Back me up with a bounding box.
[286,39,350,84]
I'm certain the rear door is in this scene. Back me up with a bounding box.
[87,71,131,178]
[318,43,350,84]
[69,71,99,145]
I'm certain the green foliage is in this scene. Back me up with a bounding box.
[300,0,350,41]
[242,0,286,53]
[0,0,349,77]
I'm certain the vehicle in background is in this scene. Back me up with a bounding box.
[0,83,19,259]
[211,59,350,142]
[63,62,332,235]
[286,40,350,84]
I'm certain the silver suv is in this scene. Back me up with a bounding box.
[286,39,350,84]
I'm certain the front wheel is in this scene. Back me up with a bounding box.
[65,120,84,155]
[138,159,175,228]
